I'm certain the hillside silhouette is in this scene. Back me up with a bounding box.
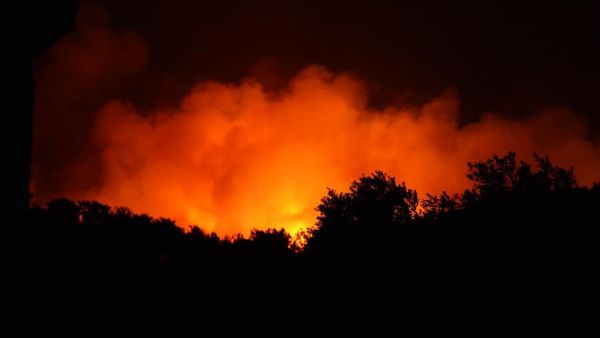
[19,152,600,337]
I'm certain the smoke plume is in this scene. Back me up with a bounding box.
[32,3,600,235]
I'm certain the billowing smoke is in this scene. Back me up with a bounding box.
[32,3,600,236]
[32,2,148,200]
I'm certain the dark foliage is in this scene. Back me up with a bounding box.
[466,151,577,195]
[306,171,417,257]
[19,153,599,337]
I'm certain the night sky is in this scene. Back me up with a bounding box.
[98,0,600,130]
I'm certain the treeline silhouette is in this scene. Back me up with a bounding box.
[22,152,599,337]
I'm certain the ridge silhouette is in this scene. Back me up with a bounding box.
[20,152,600,337]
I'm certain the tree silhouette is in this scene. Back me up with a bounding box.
[421,191,461,219]
[530,153,577,190]
[466,151,519,194]
[306,171,417,256]
[466,151,577,196]
[18,152,599,337]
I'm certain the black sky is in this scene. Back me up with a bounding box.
[94,0,600,131]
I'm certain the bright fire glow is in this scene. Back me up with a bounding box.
[32,4,600,236]
[59,66,600,235]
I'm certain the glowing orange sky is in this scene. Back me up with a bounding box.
[52,66,598,235]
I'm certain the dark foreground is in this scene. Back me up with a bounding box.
[18,154,600,336]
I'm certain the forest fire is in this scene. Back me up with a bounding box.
[31,3,600,236]
[15,2,600,337]
[33,65,600,235]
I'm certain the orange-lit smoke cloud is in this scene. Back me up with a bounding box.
[77,66,598,235]
[33,4,600,236]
